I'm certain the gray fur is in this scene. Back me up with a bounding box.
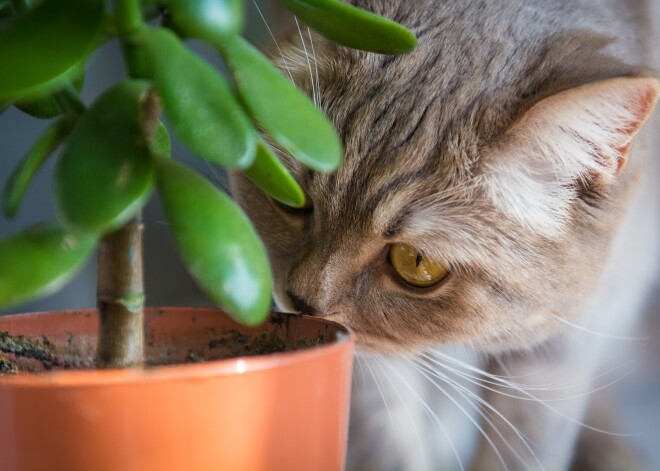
[232,1,659,469]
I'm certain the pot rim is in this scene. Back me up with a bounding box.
[0,307,354,388]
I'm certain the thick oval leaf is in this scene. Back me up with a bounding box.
[0,0,103,101]
[14,65,85,119]
[156,158,271,325]
[218,35,342,172]
[142,27,256,168]
[243,142,306,208]
[164,0,243,43]
[0,223,96,309]
[277,0,417,54]
[54,80,155,234]
[3,115,77,218]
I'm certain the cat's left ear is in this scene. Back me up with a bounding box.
[520,76,659,176]
[485,76,659,235]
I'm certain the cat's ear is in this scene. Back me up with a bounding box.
[484,76,660,236]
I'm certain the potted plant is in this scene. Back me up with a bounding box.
[0,0,416,469]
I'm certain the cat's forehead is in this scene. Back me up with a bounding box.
[277,0,633,232]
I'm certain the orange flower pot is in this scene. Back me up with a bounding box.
[0,307,354,471]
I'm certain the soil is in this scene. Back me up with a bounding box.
[0,314,331,375]
[0,330,95,374]
[207,329,324,358]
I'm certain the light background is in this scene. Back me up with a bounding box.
[0,1,658,467]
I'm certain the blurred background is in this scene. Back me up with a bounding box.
[1,0,658,467]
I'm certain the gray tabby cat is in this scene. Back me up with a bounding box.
[232,0,660,469]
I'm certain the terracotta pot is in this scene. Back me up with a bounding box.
[0,307,354,471]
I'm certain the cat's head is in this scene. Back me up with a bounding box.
[231,3,659,355]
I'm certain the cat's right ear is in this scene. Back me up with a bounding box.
[484,76,660,236]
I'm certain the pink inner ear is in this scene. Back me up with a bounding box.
[612,82,659,173]
[615,143,631,172]
[481,77,659,237]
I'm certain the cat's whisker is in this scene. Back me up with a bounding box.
[306,27,321,108]
[250,0,294,82]
[377,357,466,471]
[436,352,640,403]
[414,357,544,471]
[371,357,429,471]
[293,16,318,108]
[427,350,572,391]
[551,314,650,342]
[202,161,230,192]
[405,358,512,471]
[429,348,639,401]
[354,354,368,395]
[425,352,575,395]
[425,351,641,437]
[362,356,399,440]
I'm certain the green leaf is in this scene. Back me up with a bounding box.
[277,0,416,54]
[164,0,243,42]
[243,141,306,208]
[0,0,103,102]
[150,121,171,158]
[217,35,342,172]
[54,80,155,234]
[0,223,96,310]
[0,1,13,18]
[3,115,77,218]
[156,158,272,325]
[14,64,85,119]
[142,27,256,168]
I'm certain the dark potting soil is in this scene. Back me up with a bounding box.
[0,330,95,374]
[207,329,324,359]
[0,320,328,375]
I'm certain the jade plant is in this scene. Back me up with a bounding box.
[0,0,416,368]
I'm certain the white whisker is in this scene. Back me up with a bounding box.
[355,354,368,394]
[250,0,294,81]
[427,351,641,437]
[415,357,545,470]
[377,357,466,471]
[293,16,318,107]
[551,314,650,342]
[306,27,321,108]
[202,161,230,192]
[407,358,511,471]
[363,356,398,437]
[372,357,429,471]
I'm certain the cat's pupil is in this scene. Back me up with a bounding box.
[415,252,423,267]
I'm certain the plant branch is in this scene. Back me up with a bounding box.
[95,216,145,368]
[54,84,86,116]
[115,0,143,36]
[115,0,150,79]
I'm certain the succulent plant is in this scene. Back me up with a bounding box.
[0,0,416,367]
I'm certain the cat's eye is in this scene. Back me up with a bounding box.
[389,244,449,288]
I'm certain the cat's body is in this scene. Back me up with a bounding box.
[233,1,660,469]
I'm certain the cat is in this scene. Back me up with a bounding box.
[231,0,660,469]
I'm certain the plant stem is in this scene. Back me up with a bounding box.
[95,216,145,368]
[115,0,143,35]
[54,84,86,116]
[115,0,150,79]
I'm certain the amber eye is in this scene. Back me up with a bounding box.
[389,243,449,288]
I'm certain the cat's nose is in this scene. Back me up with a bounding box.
[286,290,321,316]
